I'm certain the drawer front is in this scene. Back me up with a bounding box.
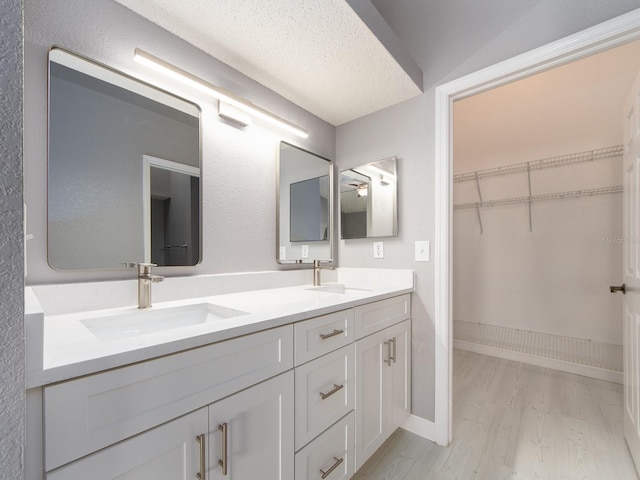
[354,294,410,339]
[294,309,354,366]
[44,325,293,471]
[294,411,355,480]
[295,344,355,450]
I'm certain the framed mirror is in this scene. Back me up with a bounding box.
[47,48,201,270]
[277,142,333,263]
[340,157,398,239]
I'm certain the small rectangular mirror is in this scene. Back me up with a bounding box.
[340,157,398,239]
[277,142,333,263]
[48,48,202,270]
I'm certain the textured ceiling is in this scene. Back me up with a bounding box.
[113,0,423,126]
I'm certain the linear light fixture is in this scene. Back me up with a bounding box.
[134,48,308,138]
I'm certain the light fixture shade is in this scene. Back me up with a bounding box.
[218,101,252,127]
[134,49,308,138]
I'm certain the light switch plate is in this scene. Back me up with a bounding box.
[415,240,430,262]
[279,246,286,261]
[301,245,309,258]
[373,241,384,258]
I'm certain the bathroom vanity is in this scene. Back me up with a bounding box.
[25,269,413,480]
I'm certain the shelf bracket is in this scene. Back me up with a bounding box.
[475,172,484,234]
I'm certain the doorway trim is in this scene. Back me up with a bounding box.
[434,9,640,446]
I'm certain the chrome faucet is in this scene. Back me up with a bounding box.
[313,260,335,286]
[137,263,165,308]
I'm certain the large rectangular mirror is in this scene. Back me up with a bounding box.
[277,142,333,263]
[48,48,201,270]
[340,157,398,239]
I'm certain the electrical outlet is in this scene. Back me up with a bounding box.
[301,245,309,258]
[373,241,384,259]
[415,240,430,262]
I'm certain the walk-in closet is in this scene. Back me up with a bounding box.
[452,39,640,383]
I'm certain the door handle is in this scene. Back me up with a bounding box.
[218,423,228,476]
[610,284,626,294]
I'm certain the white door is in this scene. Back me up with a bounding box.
[46,408,207,480]
[208,371,294,480]
[388,319,411,431]
[623,69,640,471]
[354,328,387,470]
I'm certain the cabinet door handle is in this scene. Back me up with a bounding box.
[196,434,206,480]
[383,341,391,366]
[390,337,397,364]
[319,383,344,400]
[218,423,228,476]
[320,456,344,479]
[319,329,344,340]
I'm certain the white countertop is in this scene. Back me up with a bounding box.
[25,268,413,388]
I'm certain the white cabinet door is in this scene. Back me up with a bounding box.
[46,408,207,480]
[387,319,411,433]
[355,328,387,470]
[355,319,412,471]
[208,371,294,480]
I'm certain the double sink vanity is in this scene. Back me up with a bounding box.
[26,268,413,480]
[29,39,409,480]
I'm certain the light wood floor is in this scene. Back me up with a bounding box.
[353,349,638,480]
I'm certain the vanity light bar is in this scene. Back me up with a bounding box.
[133,48,308,138]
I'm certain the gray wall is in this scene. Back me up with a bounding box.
[338,0,640,422]
[24,0,335,284]
[0,1,24,479]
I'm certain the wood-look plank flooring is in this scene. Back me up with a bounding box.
[353,349,638,480]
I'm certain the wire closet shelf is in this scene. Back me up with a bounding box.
[453,145,623,233]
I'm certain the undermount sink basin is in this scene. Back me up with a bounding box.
[306,284,371,295]
[81,303,248,341]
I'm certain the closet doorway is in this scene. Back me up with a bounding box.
[452,38,640,383]
[450,37,640,468]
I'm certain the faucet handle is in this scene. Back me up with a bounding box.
[137,262,157,275]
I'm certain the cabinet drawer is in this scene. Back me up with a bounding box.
[295,344,355,450]
[44,325,293,471]
[295,411,355,480]
[294,309,354,365]
[354,294,410,339]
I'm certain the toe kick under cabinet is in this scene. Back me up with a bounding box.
[38,293,410,480]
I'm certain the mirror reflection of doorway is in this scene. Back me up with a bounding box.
[143,155,200,266]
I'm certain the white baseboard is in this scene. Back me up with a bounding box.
[454,340,623,384]
[401,414,436,442]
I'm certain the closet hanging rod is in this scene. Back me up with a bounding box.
[453,185,622,211]
[454,145,623,183]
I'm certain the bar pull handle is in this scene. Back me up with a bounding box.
[196,434,206,480]
[218,423,228,476]
[320,456,344,479]
[610,284,626,294]
[319,383,344,400]
[384,341,391,366]
[390,337,397,364]
[319,329,344,340]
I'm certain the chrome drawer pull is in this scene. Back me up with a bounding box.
[383,340,391,366]
[319,383,344,400]
[390,337,397,364]
[196,434,206,480]
[218,423,228,476]
[320,456,344,479]
[319,329,344,340]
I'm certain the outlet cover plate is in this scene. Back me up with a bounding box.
[373,241,384,259]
